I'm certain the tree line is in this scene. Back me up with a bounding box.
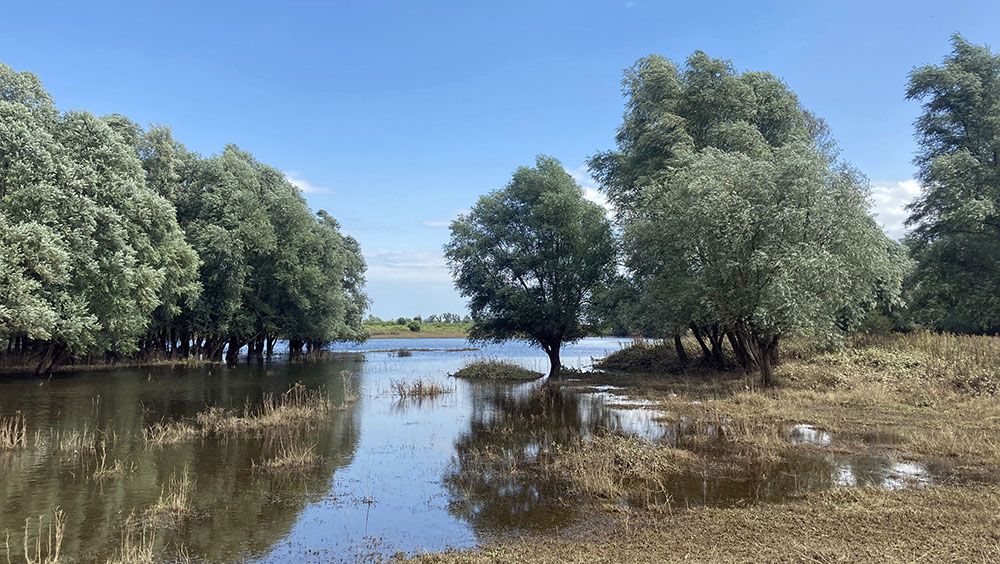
[447,35,997,383]
[0,64,367,374]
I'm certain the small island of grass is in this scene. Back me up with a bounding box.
[451,360,544,381]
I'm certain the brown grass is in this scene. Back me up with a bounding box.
[144,382,343,445]
[252,443,320,474]
[105,513,155,564]
[0,413,27,451]
[414,486,1000,563]
[145,470,193,524]
[389,378,454,398]
[4,508,66,564]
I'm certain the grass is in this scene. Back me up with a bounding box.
[253,443,320,474]
[4,508,66,564]
[389,378,454,398]
[105,513,156,564]
[144,381,350,445]
[364,322,472,339]
[0,413,27,450]
[451,360,544,381]
[145,470,194,524]
[415,331,1000,562]
[414,485,1000,563]
[91,442,136,481]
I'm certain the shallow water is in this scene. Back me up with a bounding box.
[0,338,945,562]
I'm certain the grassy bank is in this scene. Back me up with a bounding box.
[415,331,1000,562]
[365,322,472,338]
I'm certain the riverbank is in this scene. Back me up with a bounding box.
[414,331,1000,562]
[364,322,472,338]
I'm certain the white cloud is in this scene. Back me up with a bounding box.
[566,165,614,217]
[283,171,332,195]
[422,209,469,229]
[364,250,453,284]
[870,179,921,240]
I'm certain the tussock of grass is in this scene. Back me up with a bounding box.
[143,420,198,446]
[253,443,320,474]
[451,360,543,381]
[0,412,27,451]
[596,340,682,373]
[106,513,156,564]
[91,442,136,481]
[144,382,345,445]
[390,378,453,398]
[145,471,193,524]
[550,435,697,502]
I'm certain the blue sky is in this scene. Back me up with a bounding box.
[4,1,998,318]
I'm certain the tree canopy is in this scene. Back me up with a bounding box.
[904,34,1000,334]
[445,156,615,377]
[0,62,367,372]
[589,52,905,384]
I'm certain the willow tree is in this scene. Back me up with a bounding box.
[445,156,615,377]
[0,64,199,372]
[590,52,904,384]
[905,35,1000,333]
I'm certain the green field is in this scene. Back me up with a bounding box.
[364,322,471,338]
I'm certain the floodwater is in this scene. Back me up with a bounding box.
[0,338,945,562]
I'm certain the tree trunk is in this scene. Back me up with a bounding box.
[673,334,688,366]
[225,336,241,366]
[544,344,562,379]
[690,323,711,363]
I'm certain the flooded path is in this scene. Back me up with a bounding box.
[0,338,953,562]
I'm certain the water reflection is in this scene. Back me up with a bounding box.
[443,379,944,534]
[0,361,362,562]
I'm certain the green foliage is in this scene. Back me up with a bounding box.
[0,61,367,371]
[905,35,1000,334]
[589,52,905,383]
[445,155,615,376]
[408,320,422,332]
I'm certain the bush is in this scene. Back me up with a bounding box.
[408,321,422,332]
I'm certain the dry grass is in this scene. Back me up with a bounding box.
[547,435,697,503]
[143,420,198,446]
[145,470,193,524]
[389,378,454,398]
[252,443,320,474]
[0,413,27,451]
[144,382,344,445]
[414,486,1000,563]
[91,442,136,481]
[4,508,66,564]
[105,513,155,564]
[451,360,543,381]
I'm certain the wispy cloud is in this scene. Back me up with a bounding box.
[283,171,332,195]
[870,179,921,239]
[364,250,452,284]
[422,209,469,229]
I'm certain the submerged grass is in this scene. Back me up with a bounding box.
[4,508,66,564]
[145,470,194,524]
[451,360,543,381]
[0,413,27,451]
[144,381,349,445]
[252,443,320,474]
[389,378,454,398]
